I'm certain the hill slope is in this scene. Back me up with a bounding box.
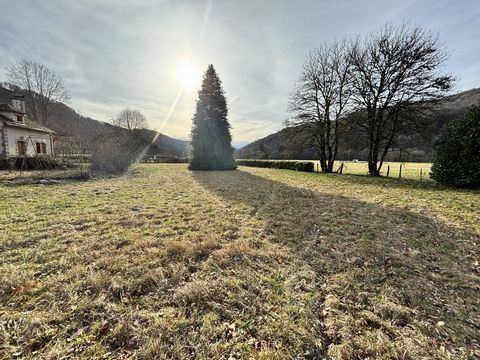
[49,102,188,157]
[237,88,480,161]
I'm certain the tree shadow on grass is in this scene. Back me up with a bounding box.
[192,169,480,358]
[313,171,480,195]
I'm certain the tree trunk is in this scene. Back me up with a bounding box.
[324,143,334,173]
[327,160,335,173]
[318,150,328,173]
[367,136,379,176]
[368,145,381,176]
[368,161,380,176]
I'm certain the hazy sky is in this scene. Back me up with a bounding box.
[0,0,479,146]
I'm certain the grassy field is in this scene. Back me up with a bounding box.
[241,160,432,180]
[1,164,479,359]
[333,161,432,180]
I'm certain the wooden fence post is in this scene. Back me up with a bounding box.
[340,163,344,174]
[399,164,402,179]
[386,165,390,177]
[420,168,423,180]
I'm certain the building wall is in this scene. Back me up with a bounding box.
[5,126,53,157]
[0,122,5,157]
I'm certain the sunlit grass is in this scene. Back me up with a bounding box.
[1,164,478,359]
[239,160,432,180]
[336,160,432,179]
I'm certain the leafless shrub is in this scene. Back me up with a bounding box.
[89,125,145,175]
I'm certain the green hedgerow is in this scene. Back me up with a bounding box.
[236,160,314,172]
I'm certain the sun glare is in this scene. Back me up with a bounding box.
[175,60,201,90]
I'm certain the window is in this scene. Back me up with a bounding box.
[17,141,26,156]
[16,114,23,122]
[36,142,48,154]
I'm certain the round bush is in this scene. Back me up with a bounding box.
[431,106,480,188]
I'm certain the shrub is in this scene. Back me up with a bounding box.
[142,156,189,163]
[89,127,145,175]
[431,106,480,188]
[236,160,314,172]
[161,157,189,163]
[90,139,137,175]
[0,156,75,170]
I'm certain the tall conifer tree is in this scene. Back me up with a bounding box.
[189,65,235,170]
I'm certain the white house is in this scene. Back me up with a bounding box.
[0,87,54,159]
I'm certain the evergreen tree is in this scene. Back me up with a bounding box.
[189,65,236,170]
[431,106,480,188]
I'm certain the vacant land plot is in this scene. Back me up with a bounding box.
[1,164,479,359]
[244,160,432,180]
[336,161,431,179]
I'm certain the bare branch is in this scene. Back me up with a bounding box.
[348,23,454,175]
[111,108,148,131]
[6,60,70,125]
[288,40,354,172]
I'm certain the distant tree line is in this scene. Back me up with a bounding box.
[287,23,453,176]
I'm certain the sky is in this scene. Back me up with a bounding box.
[0,0,479,147]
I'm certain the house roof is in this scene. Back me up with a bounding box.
[0,86,14,102]
[0,103,26,114]
[0,114,53,133]
[0,86,51,133]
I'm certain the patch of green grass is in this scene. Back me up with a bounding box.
[334,160,432,179]
[241,160,432,180]
[1,164,478,359]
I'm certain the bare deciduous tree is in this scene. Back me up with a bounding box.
[288,41,353,172]
[349,23,454,176]
[7,60,70,125]
[111,108,148,131]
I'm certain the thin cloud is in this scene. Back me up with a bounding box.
[0,0,478,143]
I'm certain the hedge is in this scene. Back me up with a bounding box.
[142,156,189,163]
[236,160,314,172]
[431,106,480,188]
[0,157,76,170]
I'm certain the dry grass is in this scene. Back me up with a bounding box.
[0,164,478,359]
[0,168,86,183]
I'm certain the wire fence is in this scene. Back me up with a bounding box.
[314,161,432,180]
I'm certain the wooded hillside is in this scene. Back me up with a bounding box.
[49,102,188,158]
[236,88,480,162]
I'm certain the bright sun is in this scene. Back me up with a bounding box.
[175,60,201,90]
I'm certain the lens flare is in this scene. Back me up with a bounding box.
[175,60,201,90]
